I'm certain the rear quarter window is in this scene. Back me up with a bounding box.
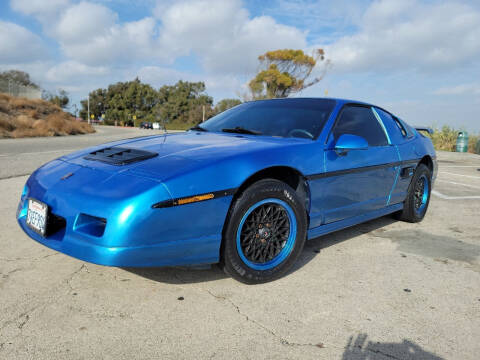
[393,117,407,137]
[395,117,415,138]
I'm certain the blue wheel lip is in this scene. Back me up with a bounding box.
[236,198,297,271]
[416,174,429,214]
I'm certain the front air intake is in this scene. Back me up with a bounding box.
[74,214,107,237]
[83,147,158,165]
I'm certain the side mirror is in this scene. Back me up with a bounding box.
[334,134,368,156]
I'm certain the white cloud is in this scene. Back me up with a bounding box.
[8,0,308,77]
[135,66,193,87]
[45,61,110,83]
[0,21,48,63]
[55,2,117,42]
[0,61,52,84]
[326,0,480,72]
[135,66,243,96]
[11,1,158,66]
[10,0,70,24]
[52,2,157,65]
[433,83,480,96]
[155,0,307,74]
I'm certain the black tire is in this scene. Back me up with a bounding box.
[395,163,432,223]
[221,179,307,284]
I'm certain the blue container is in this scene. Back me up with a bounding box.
[456,132,468,152]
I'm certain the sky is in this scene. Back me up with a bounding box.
[0,0,479,131]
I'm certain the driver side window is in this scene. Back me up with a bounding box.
[332,106,388,147]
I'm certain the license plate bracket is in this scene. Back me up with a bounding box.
[26,198,49,236]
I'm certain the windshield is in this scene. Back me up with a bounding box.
[200,98,336,140]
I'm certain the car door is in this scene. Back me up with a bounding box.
[373,107,421,205]
[319,104,399,224]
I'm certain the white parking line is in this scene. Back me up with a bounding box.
[440,171,480,180]
[441,165,480,168]
[432,190,480,200]
[436,179,480,190]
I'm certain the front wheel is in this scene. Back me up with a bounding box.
[395,163,432,223]
[221,179,307,284]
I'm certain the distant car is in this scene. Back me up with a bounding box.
[152,122,160,130]
[139,122,153,129]
[17,98,436,283]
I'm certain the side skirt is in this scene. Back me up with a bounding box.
[307,203,403,240]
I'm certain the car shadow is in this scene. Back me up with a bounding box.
[342,333,444,359]
[122,264,229,284]
[289,215,397,274]
[124,215,397,285]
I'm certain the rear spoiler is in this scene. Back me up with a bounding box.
[414,127,433,135]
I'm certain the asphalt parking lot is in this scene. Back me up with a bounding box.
[1,127,479,360]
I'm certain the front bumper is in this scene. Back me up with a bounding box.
[16,160,231,267]
[17,215,220,267]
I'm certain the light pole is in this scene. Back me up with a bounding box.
[87,95,90,125]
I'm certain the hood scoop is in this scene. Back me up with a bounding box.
[83,147,158,166]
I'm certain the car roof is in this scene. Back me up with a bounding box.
[244,97,374,107]
[249,97,397,116]
[329,98,373,106]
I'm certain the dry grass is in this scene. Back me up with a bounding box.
[468,134,480,153]
[0,92,94,138]
[429,126,457,152]
[428,126,479,154]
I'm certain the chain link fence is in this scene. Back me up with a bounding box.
[0,79,42,99]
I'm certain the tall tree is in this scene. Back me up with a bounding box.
[156,81,213,124]
[80,79,158,124]
[248,49,330,99]
[80,88,108,121]
[215,98,242,114]
[42,89,70,109]
[0,70,39,88]
[79,79,212,126]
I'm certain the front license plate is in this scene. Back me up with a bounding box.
[26,199,48,236]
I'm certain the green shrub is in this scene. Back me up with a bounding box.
[428,126,479,153]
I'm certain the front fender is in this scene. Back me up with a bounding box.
[160,141,322,200]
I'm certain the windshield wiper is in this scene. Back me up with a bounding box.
[189,125,208,132]
[221,127,262,135]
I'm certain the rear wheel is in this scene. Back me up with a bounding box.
[221,179,307,284]
[395,163,432,223]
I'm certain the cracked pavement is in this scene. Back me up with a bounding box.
[1,127,479,359]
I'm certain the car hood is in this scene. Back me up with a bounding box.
[61,131,310,181]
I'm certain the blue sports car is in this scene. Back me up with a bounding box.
[17,98,437,283]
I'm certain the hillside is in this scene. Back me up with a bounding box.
[0,93,94,138]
